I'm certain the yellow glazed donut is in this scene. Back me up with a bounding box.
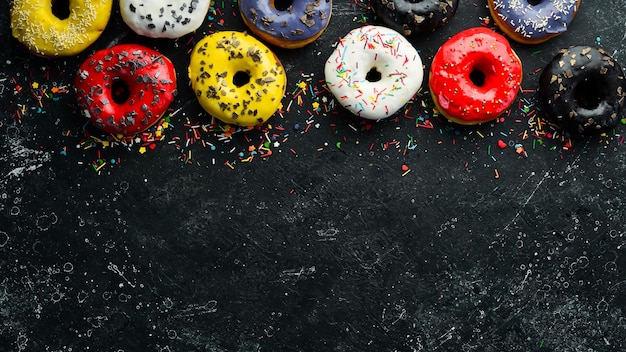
[188,31,286,126]
[10,0,113,57]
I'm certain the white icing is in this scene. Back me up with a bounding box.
[120,0,211,39]
[324,25,423,120]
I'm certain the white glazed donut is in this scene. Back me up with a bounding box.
[120,0,211,39]
[324,25,423,120]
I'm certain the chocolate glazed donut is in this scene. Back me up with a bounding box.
[370,0,459,36]
[538,46,626,135]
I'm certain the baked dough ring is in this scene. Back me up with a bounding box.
[324,25,424,120]
[239,0,332,48]
[74,44,178,136]
[538,46,626,135]
[188,31,287,126]
[429,27,523,125]
[488,0,580,44]
[120,0,211,39]
[10,0,112,57]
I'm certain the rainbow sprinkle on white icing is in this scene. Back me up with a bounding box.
[324,25,423,120]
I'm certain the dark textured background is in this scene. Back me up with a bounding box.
[2,1,626,351]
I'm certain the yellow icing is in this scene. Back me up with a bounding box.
[10,0,112,57]
[188,31,287,126]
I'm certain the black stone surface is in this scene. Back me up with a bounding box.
[2,2,626,351]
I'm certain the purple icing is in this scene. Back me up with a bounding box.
[239,0,331,44]
[491,0,579,41]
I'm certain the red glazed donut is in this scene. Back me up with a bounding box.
[74,44,177,136]
[429,27,523,125]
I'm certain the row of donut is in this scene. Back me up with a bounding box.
[73,31,288,135]
[68,21,626,137]
[8,0,334,136]
[326,24,626,136]
[10,0,583,56]
[10,0,626,136]
[367,0,625,135]
[9,0,333,56]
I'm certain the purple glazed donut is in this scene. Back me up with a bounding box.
[239,0,332,49]
[488,0,581,44]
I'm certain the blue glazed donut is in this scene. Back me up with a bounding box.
[239,0,332,49]
[488,0,580,44]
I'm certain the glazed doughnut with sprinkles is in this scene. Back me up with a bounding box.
[120,0,211,38]
[188,31,287,126]
[74,44,178,136]
[10,0,113,56]
[324,25,424,120]
[488,0,581,44]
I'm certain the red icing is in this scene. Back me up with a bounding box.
[74,44,177,135]
[429,27,522,124]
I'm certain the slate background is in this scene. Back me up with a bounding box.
[2,1,626,351]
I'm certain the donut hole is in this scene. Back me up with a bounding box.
[469,70,486,87]
[573,77,607,110]
[527,0,543,5]
[365,67,382,82]
[51,0,71,20]
[233,71,251,87]
[468,60,495,88]
[272,0,294,11]
[111,78,131,104]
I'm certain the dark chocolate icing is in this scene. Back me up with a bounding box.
[370,0,459,36]
[538,46,626,135]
